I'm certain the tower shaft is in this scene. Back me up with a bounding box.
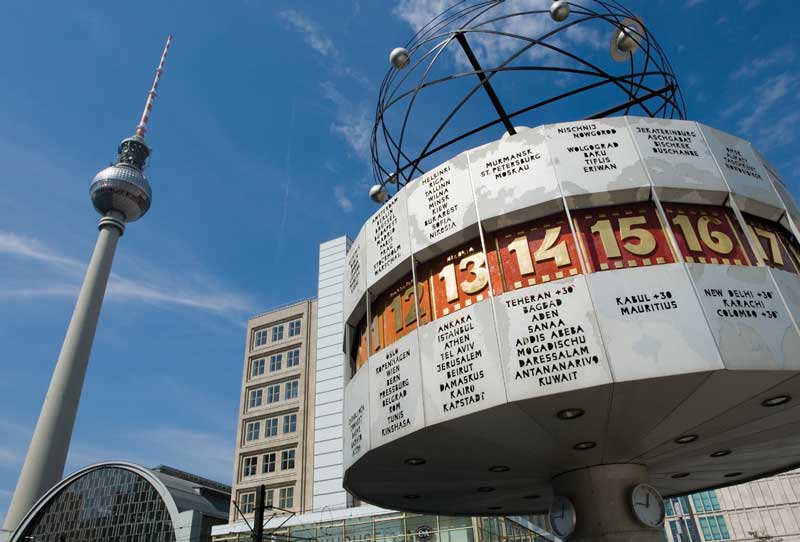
[2,216,124,531]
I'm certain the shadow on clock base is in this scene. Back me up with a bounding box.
[551,464,664,542]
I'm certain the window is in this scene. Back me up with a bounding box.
[265,418,279,437]
[245,421,260,442]
[249,389,263,408]
[270,354,283,372]
[263,452,276,473]
[272,325,284,342]
[288,319,302,337]
[240,492,255,515]
[285,380,299,400]
[252,358,265,377]
[670,519,702,542]
[266,489,274,507]
[665,498,675,517]
[281,449,296,470]
[283,414,297,434]
[279,487,294,509]
[243,457,257,477]
[698,516,730,541]
[286,349,300,367]
[267,385,281,404]
[254,329,268,348]
[692,491,721,513]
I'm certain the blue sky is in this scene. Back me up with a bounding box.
[0,0,798,525]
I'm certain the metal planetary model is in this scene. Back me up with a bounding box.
[3,36,173,533]
[342,2,800,542]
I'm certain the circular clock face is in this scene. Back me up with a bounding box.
[548,496,577,538]
[631,484,665,527]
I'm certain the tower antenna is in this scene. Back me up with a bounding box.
[135,34,173,139]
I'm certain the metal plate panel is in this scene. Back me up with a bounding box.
[468,126,562,230]
[406,153,478,260]
[418,300,507,426]
[688,263,800,370]
[343,227,367,325]
[771,268,800,344]
[545,117,650,208]
[588,264,723,382]
[756,150,800,232]
[626,117,728,204]
[343,366,371,469]
[698,123,782,220]
[368,330,425,447]
[494,274,611,400]
[366,188,412,291]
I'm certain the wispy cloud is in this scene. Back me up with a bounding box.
[278,10,337,58]
[738,73,799,134]
[392,0,603,70]
[740,0,762,9]
[277,9,370,87]
[685,0,704,6]
[0,231,255,320]
[321,81,372,157]
[732,46,796,79]
[334,185,354,213]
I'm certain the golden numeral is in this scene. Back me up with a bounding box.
[438,263,459,302]
[590,219,621,259]
[752,226,784,266]
[459,252,489,295]
[535,226,571,267]
[672,214,733,255]
[508,236,534,275]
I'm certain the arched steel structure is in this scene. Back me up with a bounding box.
[371,0,687,192]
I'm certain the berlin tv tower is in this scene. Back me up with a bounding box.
[3,35,173,531]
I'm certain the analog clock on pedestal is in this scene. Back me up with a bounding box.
[631,483,665,527]
[548,496,577,538]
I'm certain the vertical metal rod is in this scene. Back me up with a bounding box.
[454,32,516,136]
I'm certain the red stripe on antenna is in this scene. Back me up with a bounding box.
[135,34,173,138]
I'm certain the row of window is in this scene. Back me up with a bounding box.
[239,486,294,514]
[248,380,299,409]
[698,516,730,541]
[245,414,297,442]
[253,319,303,348]
[252,348,301,378]
[242,450,296,477]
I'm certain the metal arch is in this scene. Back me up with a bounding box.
[371,0,687,192]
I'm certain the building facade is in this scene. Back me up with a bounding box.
[212,501,554,542]
[666,469,800,542]
[5,462,229,542]
[230,299,318,520]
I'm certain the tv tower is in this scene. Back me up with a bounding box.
[3,35,172,532]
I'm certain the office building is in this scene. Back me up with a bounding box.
[666,469,800,541]
[230,299,318,520]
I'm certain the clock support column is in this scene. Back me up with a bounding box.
[552,464,664,542]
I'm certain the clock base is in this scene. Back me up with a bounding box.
[552,464,664,542]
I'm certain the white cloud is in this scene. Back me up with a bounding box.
[0,230,255,320]
[732,46,796,79]
[738,72,799,134]
[334,186,354,213]
[392,0,604,71]
[740,0,762,9]
[321,81,372,157]
[278,10,337,58]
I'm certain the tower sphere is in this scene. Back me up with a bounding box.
[550,1,570,22]
[389,47,410,69]
[616,26,639,53]
[90,163,152,222]
[369,183,389,204]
